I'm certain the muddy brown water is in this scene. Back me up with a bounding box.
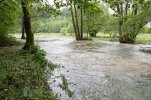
[37,36,151,100]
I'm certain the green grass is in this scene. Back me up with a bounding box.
[135,33,151,44]
[96,32,151,44]
[96,32,118,41]
[0,46,59,100]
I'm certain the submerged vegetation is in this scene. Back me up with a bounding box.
[139,47,151,54]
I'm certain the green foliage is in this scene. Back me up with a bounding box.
[100,16,118,40]
[139,25,150,33]
[119,13,148,43]
[67,24,74,34]
[0,0,18,34]
[33,17,69,33]
[0,46,59,99]
[148,28,151,33]
[84,3,109,36]
[105,17,118,33]
[104,0,151,43]
[60,28,68,35]
[0,35,21,47]
[0,0,20,46]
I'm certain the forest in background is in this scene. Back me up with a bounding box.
[12,7,151,36]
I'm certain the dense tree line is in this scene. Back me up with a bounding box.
[0,0,151,49]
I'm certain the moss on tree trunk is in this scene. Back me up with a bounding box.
[21,0,34,49]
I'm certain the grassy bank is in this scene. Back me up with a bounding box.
[0,46,59,100]
[96,33,151,44]
[135,33,151,44]
[14,32,151,44]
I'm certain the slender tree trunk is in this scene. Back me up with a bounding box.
[74,2,81,40]
[120,3,123,35]
[117,5,123,36]
[119,17,123,36]
[118,4,125,43]
[124,0,129,21]
[134,5,138,15]
[21,0,34,49]
[80,6,83,39]
[71,4,79,40]
[21,16,26,39]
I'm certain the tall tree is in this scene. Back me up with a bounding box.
[21,0,34,49]
[54,0,100,40]
[70,0,101,40]
[71,3,81,40]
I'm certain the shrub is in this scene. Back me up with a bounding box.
[0,34,21,47]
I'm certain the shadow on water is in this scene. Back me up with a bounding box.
[38,37,151,100]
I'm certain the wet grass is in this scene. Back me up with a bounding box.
[0,46,59,100]
[59,75,74,97]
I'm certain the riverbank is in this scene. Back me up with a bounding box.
[0,46,59,99]
[96,33,151,44]
[15,32,151,44]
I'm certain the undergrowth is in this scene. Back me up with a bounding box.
[0,46,59,100]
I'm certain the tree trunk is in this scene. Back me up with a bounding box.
[21,0,34,49]
[124,0,129,21]
[21,16,26,39]
[80,6,83,39]
[134,5,138,15]
[117,4,123,36]
[74,2,81,40]
[118,17,123,36]
[71,4,79,40]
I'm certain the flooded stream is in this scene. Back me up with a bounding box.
[37,36,151,100]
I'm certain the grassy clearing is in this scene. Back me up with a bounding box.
[0,46,59,100]
[96,32,151,44]
[135,33,151,44]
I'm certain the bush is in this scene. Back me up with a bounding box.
[0,34,21,47]
[60,28,68,35]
